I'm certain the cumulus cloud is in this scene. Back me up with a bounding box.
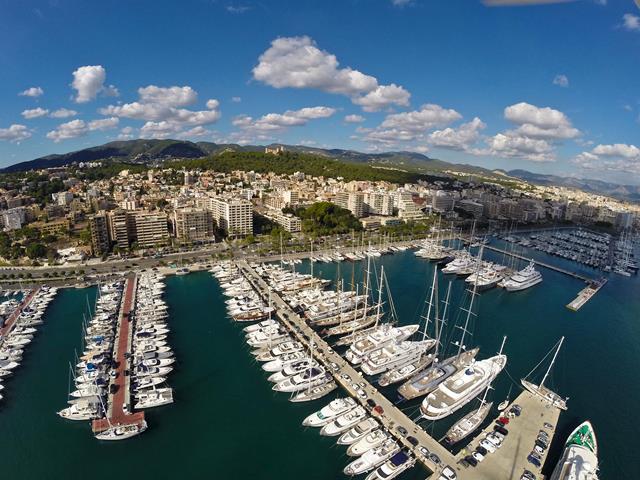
[0,124,32,143]
[117,126,135,140]
[553,74,569,87]
[47,117,119,142]
[344,114,365,123]
[363,104,461,145]
[504,102,579,138]
[485,133,554,162]
[49,108,78,118]
[233,106,336,136]
[100,86,221,138]
[18,87,44,98]
[622,13,640,31]
[428,117,486,151]
[253,36,410,111]
[573,143,640,174]
[22,108,49,119]
[71,65,118,103]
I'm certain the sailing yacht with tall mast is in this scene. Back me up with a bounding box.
[521,337,568,410]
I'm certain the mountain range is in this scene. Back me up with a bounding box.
[2,139,638,203]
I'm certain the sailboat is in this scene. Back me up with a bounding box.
[521,337,568,410]
[497,385,512,411]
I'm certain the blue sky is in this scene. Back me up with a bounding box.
[1,0,639,184]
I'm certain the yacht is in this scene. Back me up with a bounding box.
[57,401,100,421]
[319,406,367,436]
[347,429,390,457]
[303,397,357,427]
[377,354,433,387]
[272,367,330,393]
[337,417,379,445]
[262,351,308,372]
[361,340,435,376]
[365,451,416,480]
[398,348,479,400]
[134,388,174,409]
[549,421,599,480]
[420,354,507,421]
[95,420,148,440]
[444,401,493,444]
[345,324,420,365]
[290,381,337,402]
[343,439,400,475]
[499,261,542,291]
[267,359,318,383]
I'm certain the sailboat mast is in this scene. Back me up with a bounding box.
[540,336,564,389]
[422,267,437,341]
[374,266,384,327]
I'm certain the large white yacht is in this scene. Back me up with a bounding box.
[361,340,435,376]
[499,261,542,291]
[420,354,507,421]
[549,421,599,480]
[345,324,420,365]
[343,439,400,475]
[302,397,357,427]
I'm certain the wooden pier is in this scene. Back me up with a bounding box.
[92,275,144,433]
[0,288,39,338]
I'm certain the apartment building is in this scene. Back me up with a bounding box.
[134,212,169,248]
[173,208,214,243]
[212,197,253,237]
[89,212,110,256]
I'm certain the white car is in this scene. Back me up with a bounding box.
[480,439,497,453]
[472,451,485,463]
[439,466,457,480]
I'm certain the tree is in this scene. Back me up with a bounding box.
[25,243,47,259]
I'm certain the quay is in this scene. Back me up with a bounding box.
[454,390,561,480]
[483,244,593,283]
[0,288,39,338]
[92,275,144,433]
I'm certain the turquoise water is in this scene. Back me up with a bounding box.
[0,246,637,478]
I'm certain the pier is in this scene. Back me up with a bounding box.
[0,288,38,338]
[92,275,145,433]
[454,390,561,480]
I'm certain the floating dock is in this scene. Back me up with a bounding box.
[92,275,145,433]
[566,278,607,311]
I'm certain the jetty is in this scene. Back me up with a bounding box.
[0,288,38,338]
[92,275,145,434]
[566,278,607,311]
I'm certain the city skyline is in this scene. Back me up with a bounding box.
[1,0,639,184]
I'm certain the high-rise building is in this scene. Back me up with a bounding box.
[173,208,214,243]
[134,212,169,248]
[365,192,394,216]
[347,192,365,218]
[107,209,135,250]
[212,197,253,237]
[89,212,110,256]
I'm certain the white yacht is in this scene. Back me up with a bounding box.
[365,451,416,480]
[343,439,400,476]
[347,429,390,457]
[345,324,420,365]
[319,406,367,436]
[549,421,599,480]
[337,417,379,445]
[303,397,358,427]
[272,367,330,393]
[95,420,147,440]
[134,388,174,409]
[361,340,435,376]
[420,354,507,421]
[499,261,542,291]
[262,351,308,372]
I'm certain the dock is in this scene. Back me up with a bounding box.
[454,390,561,480]
[0,288,38,338]
[566,278,607,311]
[92,275,145,433]
[484,245,592,282]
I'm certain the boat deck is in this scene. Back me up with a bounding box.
[453,390,561,480]
[0,288,38,337]
[92,276,145,433]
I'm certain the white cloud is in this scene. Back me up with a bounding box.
[22,108,49,119]
[47,119,88,142]
[71,65,117,103]
[180,126,211,138]
[363,104,462,145]
[47,117,120,142]
[100,86,221,138]
[50,108,78,118]
[226,4,251,13]
[503,101,580,140]
[485,132,555,162]
[428,117,486,151]
[552,74,569,87]
[573,143,640,174]
[253,36,410,111]
[0,124,32,143]
[117,126,134,140]
[231,96,242,103]
[622,13,640,31]
[88,117,119,131]
[344,114,365,123]
[18,87,44,98]
[233,106,336,135]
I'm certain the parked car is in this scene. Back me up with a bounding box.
[480,439,497,453]
[464,455,478,467]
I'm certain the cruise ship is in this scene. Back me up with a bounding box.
[420,354,507,421]
[549,421,599,480]
[499,261,542,291]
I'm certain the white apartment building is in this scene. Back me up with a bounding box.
[212,197,253,236]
